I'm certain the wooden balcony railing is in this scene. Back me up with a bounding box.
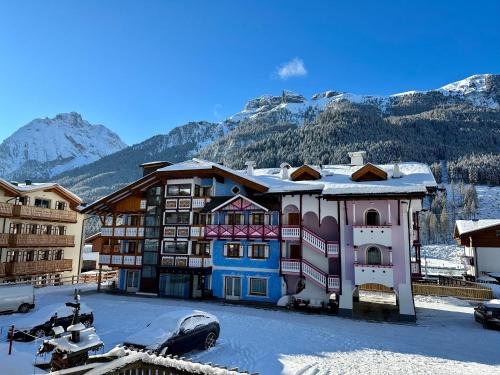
[4,259,73,276]
[9,234,75,247]
[205,224,280,239]
[99,254,142,267]
[0,233,9,247]
[13,205,78,223]
[0,202,14,217]
[102,244,121,253]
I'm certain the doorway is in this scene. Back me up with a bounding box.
[126,270,140,292]
[289,244,301,259]
[225,276,241,300]
[288,212,300,225]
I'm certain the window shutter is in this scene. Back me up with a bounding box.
[239,244,244,257]
[223,244,228,257]
[247,245,252,258]
[264,245,269,258]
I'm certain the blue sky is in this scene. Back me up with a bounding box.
[1,0,499,145]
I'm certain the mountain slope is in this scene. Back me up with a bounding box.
[0,112,126,181]
[54,121,226,201]
[54,74,500,202]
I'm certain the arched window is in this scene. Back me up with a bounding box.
[367,247,382,265]
[365,209,380,226]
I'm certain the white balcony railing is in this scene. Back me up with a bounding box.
[354,264,394,288]
[281,226,300,239]
[101,226,145,238]
[99,255,111,264]
[353,225,392,247]
[281,259,301,274]
[101,227,113,237]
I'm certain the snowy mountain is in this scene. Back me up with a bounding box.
[225,74,500,126]
[51,73,500,203]
[54,121,226,201]
[0,112,127,181]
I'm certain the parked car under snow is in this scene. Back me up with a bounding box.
[9,303,94,341]
[123,309,219,355]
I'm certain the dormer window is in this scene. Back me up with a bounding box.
[290,165,321,181]
[351,163,387,182]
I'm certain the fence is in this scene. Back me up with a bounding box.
[1,270,118,288]
[412,276,493,299]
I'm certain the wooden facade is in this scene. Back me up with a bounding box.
[454,223,500,247]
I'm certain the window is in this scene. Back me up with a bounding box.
[128,215,139,226]
[26,251,35,262]
[193,242,210,256]
[162,241,189,254]
[15,196,29,205]
[367,247,382,265]
[251,213,265,225]
[57,226,67,235]
[231,186,240,195]
[54,250,63,260]
[202,186,212,197]
[144,239,159,251]
[250,243,268,259]
[225,243,241,258]
[249,278,267,296]
[164,212,190,225]
[166,184,191,196]
[365,209,380,226]
[226,212,244,225]
[34,198,50,208]
[126,242,139,254]
[55,201,67,210]
[496,230,500,238]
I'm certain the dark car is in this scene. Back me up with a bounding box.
[474,300,500,329]
[9,303,94,341]
[123,309,219,355]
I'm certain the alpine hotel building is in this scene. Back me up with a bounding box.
[82,152,436,320]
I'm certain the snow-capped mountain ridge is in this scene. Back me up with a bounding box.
[0,112,127,180]
[228,74,500,126]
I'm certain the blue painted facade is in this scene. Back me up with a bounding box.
[211,239,282,303]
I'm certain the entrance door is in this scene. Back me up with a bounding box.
[289,244,301,259]
[126,270,140,292]
[224,276,241,300]
[288,213,301,225]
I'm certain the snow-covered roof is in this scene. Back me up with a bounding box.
[455,220,500,235]
[45,327,103,354]
[0,178,83,203]
[123,309,218,350]
[251,162,436,196]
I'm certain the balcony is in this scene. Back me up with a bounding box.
[190,225,205,238]
[99,254,142,267]
[161,255,212,268]
[9,234,75,247]
[102,244,121,253]
[354,264,394,288]
[0,202,14,217]
[4,259,73,276]
[165,197,211,210]
[353,225,392,247]
[205,224,280,239]
[164,226,191,238]
[281,226,300,240]
[13,205,77,223]
[0,233,9,247]
[101,226,145,238]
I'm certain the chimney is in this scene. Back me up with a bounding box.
[280,162,291,180]
[392,163,402,178]
[139,161,172,177]
[245,161,256,176]
[348,151,366,166]
[24,179,32,186]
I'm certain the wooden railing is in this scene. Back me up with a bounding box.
[9,233,75,247]
[0,233,9,246]
[205,224,280,239]
[100,254,142,267]
[1,270,118,287]
[12,204,78,223]
[101,226,145,238]
[0,202,14,217]
[4,259,73,276]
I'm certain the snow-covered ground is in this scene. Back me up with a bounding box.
[1,285,500,374]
